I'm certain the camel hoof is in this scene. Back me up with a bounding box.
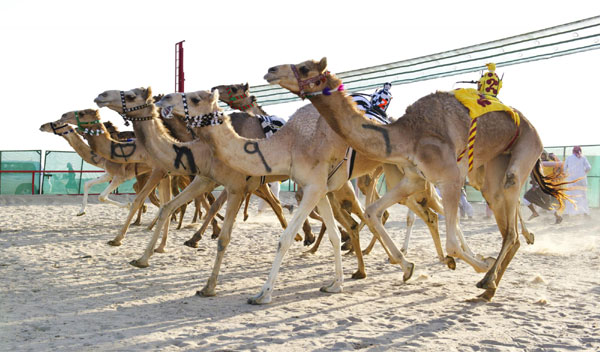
[247,291,271,305]
[341,242,353,251]
[183,240,199,248]
[243,214,249,221]
[294,234,302,242]
[445,256,457,270]
[476,277,497,290]
[211,233,219,240]
[525,233,535,245]
[320,281,343,293]
[129,260,149,268]
[351,271,366,280]
[304,236,315,246]
[76,211,85,217]
[107,240,122,247]
[196,287,216,297]
[467,289,495,302]
[154,247,166,253]
[403,262,415,282]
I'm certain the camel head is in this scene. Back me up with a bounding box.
[39,120,75,135]
[94,87,153,115]
[156,90,221,121]
[57,109,101,127]
[264,57,331,98]
[211,83,250,105]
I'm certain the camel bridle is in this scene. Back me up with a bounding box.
[119,91,152,126]
[50,122,75,136]
[224,87,255,111]
[180,93,224,129]
[75,111,104,136]
[290,65,331,99]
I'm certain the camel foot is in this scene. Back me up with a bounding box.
[183,239,199,248]
[445,256,457,270]
[524,232,535,245]
[154,247,166,253]
[361,248,373,256]
[304,247,318,255]
[76,211,85,216]
[243,214,249,221]
[403,262,415,282]
[294,234,302,242]
[351,270,366,280]
[341,241,353,251]
[196,286,216,297]
[129,259,149,268]
[107,240,122,247]
[476,275,498,290]
[247,291,271,305]
[211,233,219,240]
[320,280,343,293]
[528,213,539,220]
[469,288,496,302]
[303,235,315,246]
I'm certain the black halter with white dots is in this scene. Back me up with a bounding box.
[180,93,224,129]
[119,91,152,126]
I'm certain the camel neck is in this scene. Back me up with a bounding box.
[63,131,105,167]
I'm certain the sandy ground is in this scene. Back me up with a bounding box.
[0,193,599,351]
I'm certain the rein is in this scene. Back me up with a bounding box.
[119,91,151,126]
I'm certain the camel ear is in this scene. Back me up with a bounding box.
[318,57,328,72]
[145,87,153,102]
[244,83,249,92]
[211,89,220,103]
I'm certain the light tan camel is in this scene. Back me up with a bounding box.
[39,120,153,216]
[263,57,570,301]
[158,89,461,305]
[89,87,306,297]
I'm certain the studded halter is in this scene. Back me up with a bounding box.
[290,65,345,99]
[119,91,152,126]
[180,93,224,129]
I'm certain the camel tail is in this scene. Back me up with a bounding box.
[531,159,576,211]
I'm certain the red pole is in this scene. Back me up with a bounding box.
[176,41,185,92]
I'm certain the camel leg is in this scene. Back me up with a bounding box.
[363,181,415,281]
[132,204,144,226]
[78,172,112,216]
[176,203,187,230]
[301,219,316,246]
[153,177,172,253]
[248,185,325,305]
[315,196,344,293]
[328,191,365,279]
[191,196,202,223]
[253,183,300,240]
[130,176,213,268]
[242,193,251,221]
[109,169,166,246]
[98,176,130,208]
[475,155,525,300]
[401,210,416,254]
[197,190,245,297]
[184,190,226,247]
[306,222,327,254]
[518,207,535,244]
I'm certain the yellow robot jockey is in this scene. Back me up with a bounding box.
[477,63,502,97]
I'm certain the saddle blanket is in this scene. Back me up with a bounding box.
[452,88,519,125]
[257,115,286,138]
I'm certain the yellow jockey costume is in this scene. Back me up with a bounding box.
[453,63,520,171]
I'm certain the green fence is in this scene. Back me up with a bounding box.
[0,150,42,195]
[1,145,599,206]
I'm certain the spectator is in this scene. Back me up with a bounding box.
[563,146,592,217]
[523,151,564,224]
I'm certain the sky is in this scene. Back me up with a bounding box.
[1,0,599,155]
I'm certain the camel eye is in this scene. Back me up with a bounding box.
[125,94,136,101]
[231,87,238,93]
[299,66,309,75]
[191,97,200,104]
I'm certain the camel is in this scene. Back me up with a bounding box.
[88,87,314,297]
[39,120,153,216]
[262,57,569,301]
[211,83,379,252]
[157,88,461,305]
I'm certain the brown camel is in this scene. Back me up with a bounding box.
[263,57,568,301]
[39,121,153,217]
[88,87,305,297]
[157,88,460,305]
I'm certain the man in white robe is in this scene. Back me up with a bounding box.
[564,146,592,216]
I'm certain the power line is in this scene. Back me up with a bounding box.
[249,16,600,106]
